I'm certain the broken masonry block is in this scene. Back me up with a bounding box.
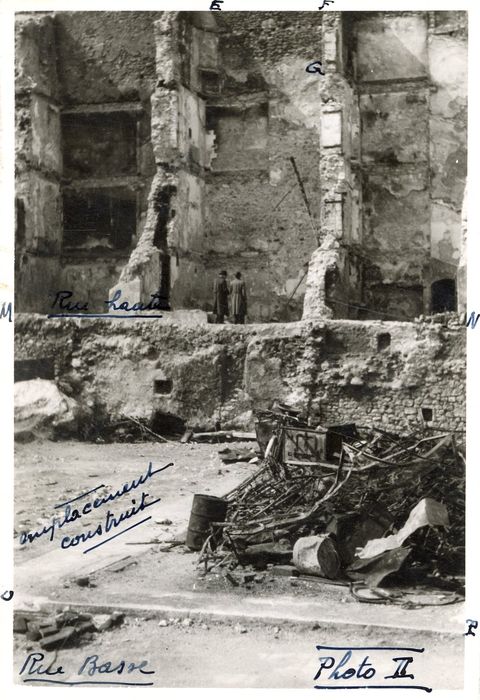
[55,610,93,627]
[40,626,76,651]
[225,572,239,587]
[74,576,91,587]
[76,620,97,635]
[271,565,299,578]
[13,614,28,634]
[25,623,42,642]
[243,543,293,569]
[98,611,125,632]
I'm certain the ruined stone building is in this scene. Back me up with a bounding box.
[15,10,467,321]
[14,11,467,435]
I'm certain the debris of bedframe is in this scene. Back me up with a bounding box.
[190,405,465,606]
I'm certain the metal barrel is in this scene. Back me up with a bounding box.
[292,535,340,579]
[186,494,229,552]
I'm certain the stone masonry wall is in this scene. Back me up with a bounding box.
[15,11,467,320]
[15,315,465,434]
[204,12,323,322]
[15,14,63,312]
[356,11,467,318]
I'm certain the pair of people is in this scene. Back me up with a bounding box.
[213,270,247,324]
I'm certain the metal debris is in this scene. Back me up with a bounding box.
[195,407,465,597]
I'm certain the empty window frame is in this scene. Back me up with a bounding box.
[63,188,136,251]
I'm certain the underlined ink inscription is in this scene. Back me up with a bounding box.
[20,652,155,686]
[314,646,431,692]
[19,461,173,552]
[49,289,168,318]
[209,0,224,10]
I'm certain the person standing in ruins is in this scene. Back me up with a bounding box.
[213,270,229,323]
[230,271,247,324]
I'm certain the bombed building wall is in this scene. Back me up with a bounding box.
[15,315,465,434]
[15,11,467,320]
[55,11,162,312]
[15,11,162,313]
[157,13,219,311]
[302,13,363,322]
[428,12,468,310]
[356,11,467,320]
[15,14,62,313]
[203,11,324,322]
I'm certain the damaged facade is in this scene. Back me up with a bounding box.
[14,10,467,435]
[15,10,467,321]
[15,314,465,435]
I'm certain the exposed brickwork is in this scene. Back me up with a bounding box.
[15,315,465,434]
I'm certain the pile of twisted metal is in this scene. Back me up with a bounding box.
[196,407,465,604]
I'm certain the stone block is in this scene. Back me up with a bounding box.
[321,111,342,149]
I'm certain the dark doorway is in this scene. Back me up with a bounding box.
[431,279,457,314]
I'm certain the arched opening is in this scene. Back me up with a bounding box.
[430,279,457,314]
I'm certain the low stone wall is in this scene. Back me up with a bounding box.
[14,314,465,434]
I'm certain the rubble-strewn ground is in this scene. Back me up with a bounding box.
[13,440,465,688]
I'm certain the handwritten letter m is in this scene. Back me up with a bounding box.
[466,311,480,329]
[0,302,12,322]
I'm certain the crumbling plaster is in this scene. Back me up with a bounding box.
[354,11,467,318]
[15,14,62,312]
[15,10,467,321]
[15,316,466,435]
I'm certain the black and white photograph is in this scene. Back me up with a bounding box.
[4,1,476,693]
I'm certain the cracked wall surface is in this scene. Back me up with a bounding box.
[15,11,467,320]
[356,11,467,319]
[15,316,465,434]
[15,14,62,312]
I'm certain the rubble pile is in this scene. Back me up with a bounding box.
[14,609,125,650]
[193,408,465,596]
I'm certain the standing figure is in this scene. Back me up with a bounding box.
[230,271,247,324]
[213,270,229,323]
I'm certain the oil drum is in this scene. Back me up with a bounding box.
[186,494,229,551]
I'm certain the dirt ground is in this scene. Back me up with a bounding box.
[14,439,253,568]
[14,616,463,689]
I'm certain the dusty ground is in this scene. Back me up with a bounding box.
[13,439,465,689]
[14,439,253,568]
[14,616,463,689]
